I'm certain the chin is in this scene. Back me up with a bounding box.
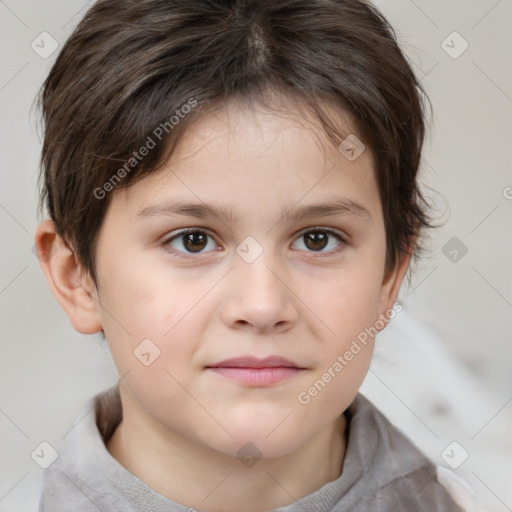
[207,421,308,461]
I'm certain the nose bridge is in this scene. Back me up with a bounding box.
[234,234,284,296]
[224,234,297,331]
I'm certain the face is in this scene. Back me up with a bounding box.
[90,97,403,459]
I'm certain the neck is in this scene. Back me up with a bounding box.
[107,390,347,512]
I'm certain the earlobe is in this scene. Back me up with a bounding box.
[34,220,103,334]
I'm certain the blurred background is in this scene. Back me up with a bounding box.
[1,1,511,511]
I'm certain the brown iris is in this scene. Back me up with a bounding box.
[182,231,208,253]
[303,231,328,251]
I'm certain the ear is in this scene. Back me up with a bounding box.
[375,240,415,332]
[34,219,103,334]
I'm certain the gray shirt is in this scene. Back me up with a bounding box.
[38,387,468,511]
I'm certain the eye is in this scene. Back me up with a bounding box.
[162,227,346,258]
[291,228,345,255]
[163,228,219,256]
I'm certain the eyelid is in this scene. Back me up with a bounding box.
[296,225,347,241]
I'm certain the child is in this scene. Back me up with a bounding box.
[34,0,471,510]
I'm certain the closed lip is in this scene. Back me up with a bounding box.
[206,356,304,369]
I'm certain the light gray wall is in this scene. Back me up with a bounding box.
[1,1,511,511]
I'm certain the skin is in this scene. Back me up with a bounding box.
[35,95,411,512]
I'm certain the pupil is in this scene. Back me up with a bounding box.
[305,231,327,251]
[184,232,207,252]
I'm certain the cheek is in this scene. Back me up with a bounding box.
[98,288,205,433]
[97,256,217,395]
[295,276,380,418]
[97,249,180,334]
[309,265,383,347]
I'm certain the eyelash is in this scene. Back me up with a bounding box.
[161,227,347,259]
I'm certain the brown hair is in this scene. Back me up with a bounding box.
[37,0,436,289]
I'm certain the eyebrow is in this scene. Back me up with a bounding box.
[136,197,371,224]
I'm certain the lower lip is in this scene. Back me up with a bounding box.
[207,367,302,386]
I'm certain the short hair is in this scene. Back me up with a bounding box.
[37,0,436,289]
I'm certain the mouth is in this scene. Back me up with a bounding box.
[205,356,306,386]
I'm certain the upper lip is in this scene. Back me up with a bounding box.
[206,356,303,369]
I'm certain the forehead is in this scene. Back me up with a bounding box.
[170,96,365,168]
[115,97,381,226]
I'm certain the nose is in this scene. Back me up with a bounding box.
[220,247,299,334]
